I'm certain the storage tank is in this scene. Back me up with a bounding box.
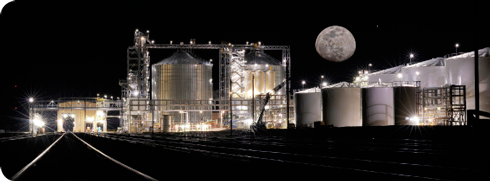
[402,58,446,89]
[244,71,254,97]
[160,115,173,132]
[244,50,285,98]
[394,87,418,125]
[266,70,275,92]
[367,65,403,84]
[255,71,265,94]
[362,87,394,126]
[321,88,362,127]
[152,50,213,124]
[294,92,322,128]
[445,50,490,113]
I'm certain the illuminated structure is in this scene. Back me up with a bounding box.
[29,30,293,133]
[30,98,122,133]
[117,30,293,132]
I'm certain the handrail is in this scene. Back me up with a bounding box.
[11,133,66,180]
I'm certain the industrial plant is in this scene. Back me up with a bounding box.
[25,30,489,135]
[295,48,489,128]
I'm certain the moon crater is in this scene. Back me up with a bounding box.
[315,25,356,62]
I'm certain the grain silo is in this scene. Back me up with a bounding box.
[243,50,285,98]
[152,50,213,128]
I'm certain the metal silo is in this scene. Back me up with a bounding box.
[394,87,418,125]
[152,50,213,126]
[445,48,490,113]
[266,70,275,92]
[255,71,265,94]
[244,50,285,98]
[321,87,362,127]
[362,87,394,126]
[294,91,322,128]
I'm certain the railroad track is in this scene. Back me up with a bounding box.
[4,132,157,181]
[2,132,488,180]
[86,133,489,180]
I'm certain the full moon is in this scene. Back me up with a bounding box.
[315,25,356,62]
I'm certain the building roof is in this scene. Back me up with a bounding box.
[155,50,209,65]
[244,50,281,65]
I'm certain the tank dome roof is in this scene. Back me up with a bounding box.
[245,50,281,65]
[155,51,208,65]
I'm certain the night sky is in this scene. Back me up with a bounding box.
[1,1,486,130]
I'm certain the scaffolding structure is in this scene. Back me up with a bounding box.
[419,85,466,126]
[120,30,293,133]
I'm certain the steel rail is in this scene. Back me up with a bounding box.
[70,133,157,181]
[104,134,473,171]
[11,133,66,180]
[99,134,469,180]
[103,134,450,181]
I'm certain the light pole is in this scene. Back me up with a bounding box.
[28,97,34,134]
[368,63,372,72]
[455,43,459,54]
[302,80,305,90]
[409,53,414,64]
[320,75,324,88]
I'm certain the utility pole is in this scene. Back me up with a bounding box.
[151,100,154,135]
[229,78,233,136]
[252,74,254,123]
[286,52,290,130]
[475,47,479,121]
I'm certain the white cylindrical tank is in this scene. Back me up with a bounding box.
[362,88,394,126]
[255,71,265,94]
[402,66,445,88]
[445,57,490,113]
[394,87,418,125]
[266,70,275,92]
[294,92,322,128]
[321,88,362,127]
[368,74,396,84]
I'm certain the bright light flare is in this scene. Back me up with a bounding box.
[410,116,420,125]
[33,118,45,127]
[397,73,403,78]
[28,97,34,103]
[86,117,94,122]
